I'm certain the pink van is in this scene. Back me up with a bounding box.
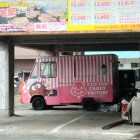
[19,54,119,110]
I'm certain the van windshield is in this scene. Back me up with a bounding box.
[30,62,38,79]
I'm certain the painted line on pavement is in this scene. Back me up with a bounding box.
[101,132,133,136]
[49,115,84,134]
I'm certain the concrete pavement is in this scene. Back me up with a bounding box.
[0,96,139,140]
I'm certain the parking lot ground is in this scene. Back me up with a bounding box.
[0,96,140,140]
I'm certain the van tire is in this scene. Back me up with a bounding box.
[32,97,45,110]
[82,98,96,111]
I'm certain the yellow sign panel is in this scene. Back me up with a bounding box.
[68,0,140,31]
[67,24,140,31]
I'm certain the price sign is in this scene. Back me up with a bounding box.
[68,0,140,31]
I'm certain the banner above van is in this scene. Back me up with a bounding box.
[0,0,140,33]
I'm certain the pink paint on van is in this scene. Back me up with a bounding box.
[20,54,119,110]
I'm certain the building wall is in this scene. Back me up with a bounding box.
[14,46,39,76]
[14,46,39,59]
[14,59,34,74]
[119,58,140,69]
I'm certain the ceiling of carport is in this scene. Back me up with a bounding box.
[0,32,140,51]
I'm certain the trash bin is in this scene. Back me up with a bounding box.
[121,99,129,120]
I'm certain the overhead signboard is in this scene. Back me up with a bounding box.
[0,0,67,32]
[0,0,140,33]
[68,0,140,31]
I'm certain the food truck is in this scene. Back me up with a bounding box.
[19,54,119,110]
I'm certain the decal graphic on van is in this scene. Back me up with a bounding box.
[71,81,87,98]
[29,82,46,96]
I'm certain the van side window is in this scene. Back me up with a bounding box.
[41,62,57,78]
[101,64,107,75]
[30,62,38,79]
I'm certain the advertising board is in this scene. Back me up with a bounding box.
[68,0,140,31]
[0,0,140,33]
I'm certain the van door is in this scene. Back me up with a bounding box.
[40,61,60,105]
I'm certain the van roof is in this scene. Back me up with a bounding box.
[36,54,118,60]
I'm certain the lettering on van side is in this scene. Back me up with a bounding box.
[86,82,108,96]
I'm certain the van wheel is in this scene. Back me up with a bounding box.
[32,97,45,110]
[82,99,96,111]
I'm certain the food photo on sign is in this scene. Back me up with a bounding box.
[0,0,68,32]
